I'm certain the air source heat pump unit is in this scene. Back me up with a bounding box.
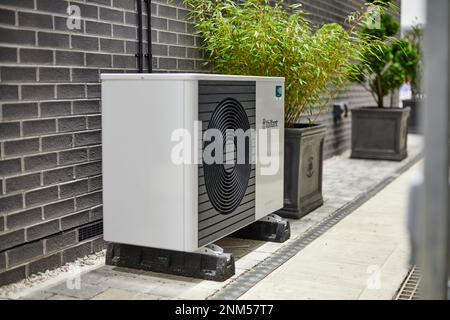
[101,74,284,252]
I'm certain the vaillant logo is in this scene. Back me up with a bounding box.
[262,119,279,129]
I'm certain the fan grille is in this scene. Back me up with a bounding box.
[203,98,252,214]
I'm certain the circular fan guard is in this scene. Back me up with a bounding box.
[203,98,252,215]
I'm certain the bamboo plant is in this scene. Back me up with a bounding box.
[183,0,378,127]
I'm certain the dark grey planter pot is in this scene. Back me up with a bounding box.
[402,99,421,134]
[351,107,410,161]
[277,124,326,219]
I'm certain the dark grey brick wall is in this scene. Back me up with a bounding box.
[0,0,398,286]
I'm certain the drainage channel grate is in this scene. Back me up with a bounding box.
[211,154,423,300]
[395,265,422,300]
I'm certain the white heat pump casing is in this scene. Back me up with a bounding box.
[101,74,284,252]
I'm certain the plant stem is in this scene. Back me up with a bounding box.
[376,74,383,108]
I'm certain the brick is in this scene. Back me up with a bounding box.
[58,117,86,132]
[59,149,88,165]
[151,17,168,30]
[2,103,38,120]
[0,27,35,45]
[19,12,53,29]
[45,230,77,253]
[6,173,41,193]
[88,146,102,161]
[75,162,102,179]
[112,25,136,39]
[100,7,124,23]
[40,101,72,117]
[27,220,60,242]
[92,237,106,252]
[57,84,85,99]
[59,148,88,166]
[28,253,62,275]
[4,138,39,156]
[152,43,168,56]
[44,199,75,219]
[76,191,102,210]
[0,194,23,214]
[88,116,101,129]
[0,266,26,287]
[113,55,136,68]
[158,31,177,45]
[72,68,99,83]
[159,5,177,18]
[55,50,84,67]
[23,119,57,136]
[6,208,43,230]
[178,59,195,71]
[0,47,17,63]
[36,0,68,14]
[38,32,70,48]
[90,206,103,221]
[0,252,5,270]
[168,20,186,33]
[60,180,89,199]
[1,0,34,8]
[0,122,20,139]
[89,176,102,192]
[42,134,73,151]
[43,167,74,185]
[0,159,22,176]
[24,153,58,171]
[0,230,25,252]
[74,131,101,147]
[39,67,71,82]
[61,211,90,231]
[100,38,125,53]
[7,241,44,267]
[22,85,55,100]
[125,12,137,25]
[62,241,92,264]
[169,46,186,58]
[71,36,99,52]
[0,85,19,101]
[86,21,112,36]
[77,3,99,19]
[54,16,84,33]
[87,85,101,98]
[1,67,36,82]
[0,9,15,25]
[187,48,202,59]
[113,0,135,10]
[25,186,59,207]
[159,57,177,69]
[20,49,53,64]
[73,100,100,115]
[86,53,112,67]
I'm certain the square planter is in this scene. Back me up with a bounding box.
[277,124,326,219]
[351,107,410,161]
[402,99,422,134]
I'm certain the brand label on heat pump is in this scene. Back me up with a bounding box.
[275,85,283,98]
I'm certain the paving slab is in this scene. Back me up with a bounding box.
[239,161,419,300]
[1,134,422,300]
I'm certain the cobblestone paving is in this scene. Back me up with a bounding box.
[14,135,423,300]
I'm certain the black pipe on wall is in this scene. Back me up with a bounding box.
[146,0,153,73]
[136,0,152,73]
[136,0,144,73]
